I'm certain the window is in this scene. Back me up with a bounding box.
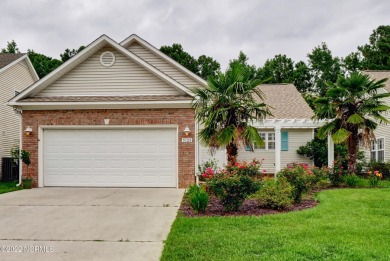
[254,133,266,149]
[371,138,385,162]
[254,132,275,150]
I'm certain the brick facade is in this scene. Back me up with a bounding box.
[22,108,196,188]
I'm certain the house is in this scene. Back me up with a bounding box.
[364,70,390,162]
[0,53,39,179]
[9,34,320,188]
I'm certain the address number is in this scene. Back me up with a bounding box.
[182,138,193,143]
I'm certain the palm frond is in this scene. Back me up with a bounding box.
[332,128,351,144]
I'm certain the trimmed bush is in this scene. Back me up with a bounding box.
[277,164,312,203]
[186,185,209,213]
[254,177,293,210]
[208,174,260,212]
[344,174,361,187]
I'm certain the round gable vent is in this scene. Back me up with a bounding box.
[100,51,116,67]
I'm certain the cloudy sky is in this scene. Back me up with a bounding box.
[1,0,390,70]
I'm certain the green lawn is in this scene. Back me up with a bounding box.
[162,188,390,260]
[0,181,21,194]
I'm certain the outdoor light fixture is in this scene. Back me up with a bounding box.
[184,126,190,136]
[104,118,110,125]
[24,126,32,136]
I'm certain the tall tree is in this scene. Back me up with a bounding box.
[293,61,313,93]
[342,52,363,74]
[258,54,294,83]
[192,63,272,164]
[308,42,343,96]
[314,72,390,173]
[228,51,258,79]
[28,50,62,78]
[358,25,390,70]
[160,43,199,75]
[1,40,19,53]
[60,46,85,62]
[197,55,220,80]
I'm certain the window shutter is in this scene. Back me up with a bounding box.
[281,131,288,151]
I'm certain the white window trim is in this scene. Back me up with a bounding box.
[255,132,275,151]
[371,137,385,162]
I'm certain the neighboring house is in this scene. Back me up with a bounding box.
[364,70,390,163]
[9,34,319,188]
[0,53,39,178]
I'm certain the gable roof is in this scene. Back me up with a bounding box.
[0,53,39,81]
[120,34,207,86]
[364,70,390,92]
[9,34,194,105]
[0,53,25,69]
[258,84,314,119]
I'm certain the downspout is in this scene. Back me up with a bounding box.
[195,122,199,186]
[16,108,22,187]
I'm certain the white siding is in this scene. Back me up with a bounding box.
[238,128,313,173]
[37,46,182,97]
[127,43,202,88]
[199,144,226,170]
[0,61,35,160]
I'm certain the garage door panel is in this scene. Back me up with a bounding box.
[43,128,177,187]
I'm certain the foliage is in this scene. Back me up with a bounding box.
[207,173,260,212]
[28,49,62,78]
[225,159,263,177]
[293,61,313,93]
[307,42,343,96]
[258,54,294,83]
[253,177,293,210]
[186,185,209,214]
[60,46,85,62]
[368,170,383,187]
[160,43,220,80]
[328,157,347,187]
[1,40,19,53]
[367,161,390,180]
[358,25,390,70]
[277,163,313,203]
[342,52,363,73]
[0,181,22,194]
[192,63,272,164]
[228,51,258,79]
[314,72,390,173]
[20,150,31,178]
[197,158,219,181]
[343,174,362,187]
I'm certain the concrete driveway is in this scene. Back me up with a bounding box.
[0,188,184,261]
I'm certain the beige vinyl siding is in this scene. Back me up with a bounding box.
[0,61,35,160]
[238,128,313,173]
[37,46,182,97]
[199,144,226,170]
[127,43,202,88]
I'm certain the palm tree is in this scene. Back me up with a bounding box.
[314,72,390,173]
[192,64,272,165]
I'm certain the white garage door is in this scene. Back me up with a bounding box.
[43,128,177,187]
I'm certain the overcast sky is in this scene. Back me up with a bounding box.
[1,0,390,70]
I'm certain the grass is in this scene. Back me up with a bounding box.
[161,188,390,260]
[0,181,21,194]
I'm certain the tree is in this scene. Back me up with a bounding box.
[28,50,62,78]
[197,55,220,80]
[192,63,272,164]
[60,46,85,62]
[228,51,258,79]
[258,54,294,83]
[358,25,390,70]
[314,72,390,173]
[308,42,343,96]
[342,52,363,74]
[160,43,199,75]
[293,61,313,93]
[1,40,19,53]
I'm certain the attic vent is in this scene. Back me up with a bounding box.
[100,51,115,67]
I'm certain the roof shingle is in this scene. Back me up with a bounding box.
[0,53,25,69]
[364,70,390,92]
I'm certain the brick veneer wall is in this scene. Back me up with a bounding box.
[22,108,196,188]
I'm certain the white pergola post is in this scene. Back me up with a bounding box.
[274,126,281,177]
[328,134,335,167]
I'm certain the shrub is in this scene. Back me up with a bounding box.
[197,159,219,181]
[277,163,312,203]
[254,177,293,210]
[226,159,263,177]
[328,157,347,187]
[368,170,383,187]
[208,174,260,212]
[344,174,361,187]
[367,161,390,180]
[186,185,209,213]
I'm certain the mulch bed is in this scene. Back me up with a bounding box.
[180,192,319,217]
